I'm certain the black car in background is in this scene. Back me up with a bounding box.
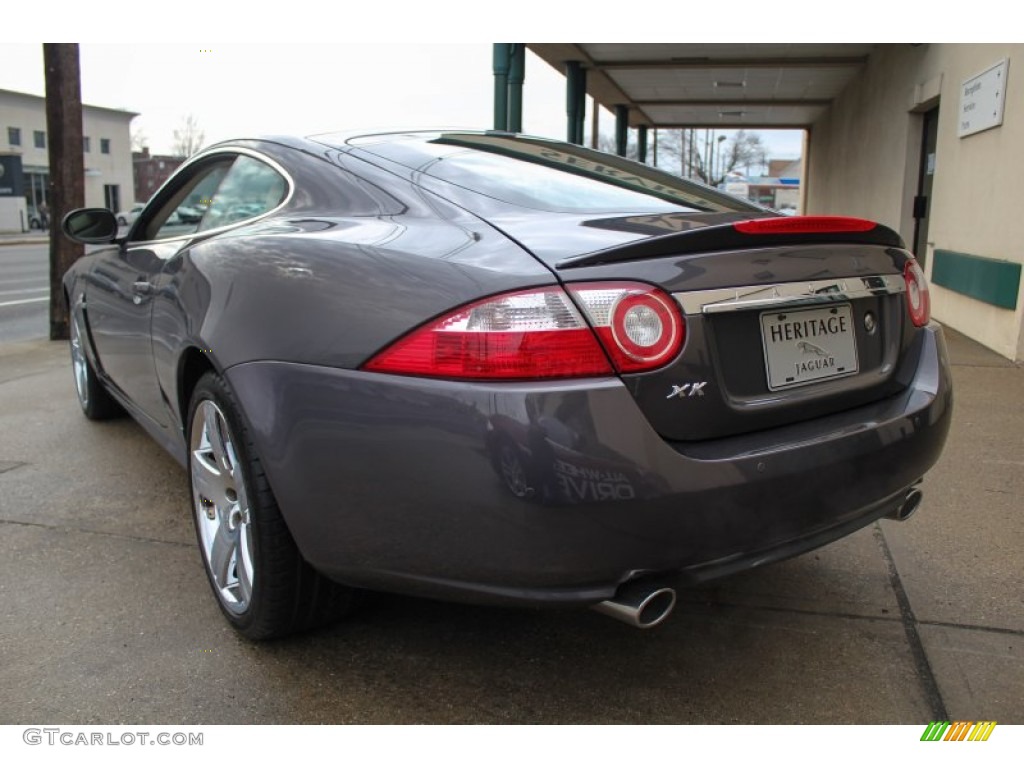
[61,130,952,639]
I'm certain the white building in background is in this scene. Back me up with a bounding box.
[0,88,136,233]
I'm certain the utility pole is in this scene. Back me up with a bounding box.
[43,43,85,341]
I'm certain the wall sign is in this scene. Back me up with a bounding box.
[0,155,25,197]
[958,59,1009,138]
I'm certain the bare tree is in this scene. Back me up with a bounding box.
[653,129,768,186]
[131,127,149,153]
[596,133,637,160]
[574,128,769,189]
[172,114,205,157]
[716,130,767,184]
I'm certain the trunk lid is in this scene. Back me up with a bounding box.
[337,132,920,442]
[531,214,916,442]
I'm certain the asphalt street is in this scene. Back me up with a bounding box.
[0,243,49,344]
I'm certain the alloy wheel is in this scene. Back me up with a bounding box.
[189,400,254,614]
[70,314,89,408]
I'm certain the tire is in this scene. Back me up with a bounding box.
[69,312,123,420]
[186,371,358,640]
[494,439,535,499]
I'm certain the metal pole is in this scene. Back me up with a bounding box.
[507,44,524,133]
[691,128,697,178]
[652,128,658,166]
[704,129,712,182]
[637,126,648,164]
[492,44,510,131]
[566,61,585,144]
[687,129,694,178]
[590,96,599,149]
[615,105,628,157]
[575,66,587,145]
[716,134,727,187]
[711,130,716,182]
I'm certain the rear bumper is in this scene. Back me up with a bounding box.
[225,324,952,607]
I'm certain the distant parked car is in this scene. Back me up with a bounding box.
[175,205,204,224]
[116,204,145,226]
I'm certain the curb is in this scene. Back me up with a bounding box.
[0,238,49,247]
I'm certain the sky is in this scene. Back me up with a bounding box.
[0,42,806,161]
[0,3,986,164]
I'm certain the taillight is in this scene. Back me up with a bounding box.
[904,258,930,327]
[361,282,686,380]
[567,282,686,373]
[734,216,877,234]
[361,287,613,380]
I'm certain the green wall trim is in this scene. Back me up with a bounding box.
[931,249,1021,310]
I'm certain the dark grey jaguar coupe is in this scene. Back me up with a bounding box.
[61,130,952,639]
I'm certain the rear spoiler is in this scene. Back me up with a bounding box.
[557,216,905,269]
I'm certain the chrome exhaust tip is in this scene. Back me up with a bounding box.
[592,582,676,629]
[887,488,923,522]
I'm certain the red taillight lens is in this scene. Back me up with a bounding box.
[568,282,686,373]
[734,216,877,235]
[362,282,687,380]
[904,258,930,327]
[361,287,613,380]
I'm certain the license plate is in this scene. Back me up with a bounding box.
[760,304,858,390]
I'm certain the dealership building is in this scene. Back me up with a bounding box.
[525,44,1024,361]
[0,87,136,233]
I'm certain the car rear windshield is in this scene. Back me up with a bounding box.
[323,132,761,215]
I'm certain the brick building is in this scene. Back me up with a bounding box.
[133,148,185,204]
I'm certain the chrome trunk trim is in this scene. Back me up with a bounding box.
[674,274,905,315]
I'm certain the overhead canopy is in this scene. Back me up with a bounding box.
[527,44,875,129]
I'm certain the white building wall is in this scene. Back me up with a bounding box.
[1,89,136,225]
[82,108,135,210]
[807,44,1024,361]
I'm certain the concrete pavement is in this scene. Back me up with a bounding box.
[0,328,1021,724]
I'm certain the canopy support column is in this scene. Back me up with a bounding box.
[566,61,586,145]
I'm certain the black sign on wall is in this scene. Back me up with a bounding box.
[0,155,25,197]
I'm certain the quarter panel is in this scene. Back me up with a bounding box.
[223,325,951,602]
[174,213,554,373]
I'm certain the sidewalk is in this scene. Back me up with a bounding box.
[0,326,1021,724]
[0,231,49,247]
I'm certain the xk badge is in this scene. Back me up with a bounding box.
[666,382,707,399]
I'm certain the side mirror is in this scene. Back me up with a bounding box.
[61,208,119,244]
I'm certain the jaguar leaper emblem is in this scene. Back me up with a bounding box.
[797,341,830,357]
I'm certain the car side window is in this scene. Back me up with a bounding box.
[139,159,235,241]
[199,155,288,232]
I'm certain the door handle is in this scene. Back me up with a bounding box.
[132,280,153,305]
